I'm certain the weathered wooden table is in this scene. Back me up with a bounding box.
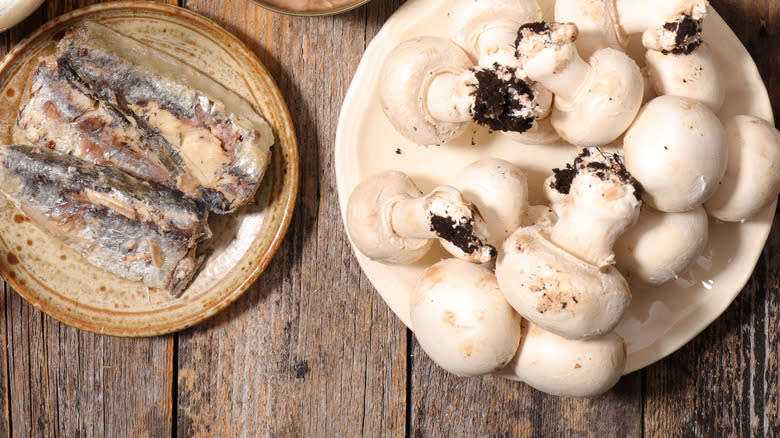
[0,0,776,436]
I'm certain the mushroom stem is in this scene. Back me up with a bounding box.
[390,186,497,263]
[515,23,589,104]
[549,200,635,269]
[545,148,642,268]
[515,22,643,146]
[426,70,476,123]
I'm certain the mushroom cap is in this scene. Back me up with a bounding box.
[495,226,631,340]
[623,95,727,212]
[614,205,708,285]
[550,48,644,147]
[497,322,626,397]
[379,37,473,145]
[644,43,725,112]
[411,258,523,377]
[346,171,432,264]
[449,0,542,61]
[705,115,780,222]
[453,158,528,247]
[0,0,44,32]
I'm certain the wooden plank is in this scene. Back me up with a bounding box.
[174,0,406,436]
[763,213,780,436]
[1,1,176,437]
[6,291,174,437]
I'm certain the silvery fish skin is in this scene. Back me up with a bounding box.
[18,57,182,188]
[0,145,212,296]
[51,21,274,214]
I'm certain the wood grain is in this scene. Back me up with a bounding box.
[0,0,775,436]
[174,1,406,436]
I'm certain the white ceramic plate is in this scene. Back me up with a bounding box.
[335,0,775,374]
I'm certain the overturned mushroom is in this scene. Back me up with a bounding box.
[497,321,626,397]
[379,37,474,145]
[449,0,542,66]
[514,22,644,147]
[346,170,496,265]
[623,95,727,212]
[448,0,558,144]
[453,158,528,247]
[379,36,552,145]
[614,205,709,285]
[411,258,523,377]
[704,115,780,222]
[495,148,640,339]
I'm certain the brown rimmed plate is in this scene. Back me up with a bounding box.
[0,1,299,337]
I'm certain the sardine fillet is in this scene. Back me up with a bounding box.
[18,58,181,188]
[38,21,274,214]
[0,145,212,295]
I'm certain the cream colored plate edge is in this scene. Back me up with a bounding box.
[335,0,774,375]
[0,2,298,337]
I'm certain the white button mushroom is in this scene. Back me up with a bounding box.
[449,0,542,67]
[614,205,709,285]
[554,1,722,110]
[411,258,523,377]
[644,44,724,112]
[544,148,642,269]
[346,170,496,265]
[514,22,644,147]
[554,0,708,58]
[495,148,640,339]
[623,95,727,212]
[704,115,780,222]
[379,37,475,145]
[379,36,555,146]
[643,16,724,112]
[497,322,626,397]
[446,0,558,145]
[453,158,528,247]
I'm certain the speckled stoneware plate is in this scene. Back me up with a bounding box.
[0,2,298,336]
[248,0,371,16]
[335,0,775,374]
